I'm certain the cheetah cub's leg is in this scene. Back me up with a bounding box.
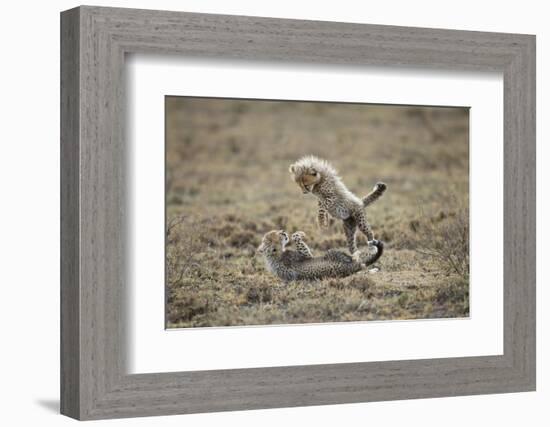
[343,217,361,261]
[355,211,377,254]
[291,231,314,259]
[317,200,330,228]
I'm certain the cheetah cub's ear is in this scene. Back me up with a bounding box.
[289,164,296,174]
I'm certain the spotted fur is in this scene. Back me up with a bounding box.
[288,231,311,259]
[289,156,387,256]
[257,230,384,282]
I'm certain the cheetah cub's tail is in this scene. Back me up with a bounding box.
[362,182,387,207]
[362,240,384,266]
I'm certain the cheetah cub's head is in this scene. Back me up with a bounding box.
[257,230,289,256]
[289,156,325,194]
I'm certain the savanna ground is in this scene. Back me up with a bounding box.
[166,97,469,328]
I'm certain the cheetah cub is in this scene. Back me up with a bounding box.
[257,230,383,282]
[289,155,386,262]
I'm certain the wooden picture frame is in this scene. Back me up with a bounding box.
[60,5,536,420]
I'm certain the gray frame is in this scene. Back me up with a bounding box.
[61,5,536,421]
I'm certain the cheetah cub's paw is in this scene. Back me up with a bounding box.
[352,250,362,263]
[291,231,306,242]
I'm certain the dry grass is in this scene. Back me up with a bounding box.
[413,204,469,278]
[165,98,469,328]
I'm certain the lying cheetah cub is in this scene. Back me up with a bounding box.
[257,230,383,282]
[289,155,386,261]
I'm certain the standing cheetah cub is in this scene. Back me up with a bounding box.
[289,155,386,261]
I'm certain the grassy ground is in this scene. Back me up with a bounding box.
[166,97,469,328]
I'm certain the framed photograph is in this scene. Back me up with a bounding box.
[61,6,536,420]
